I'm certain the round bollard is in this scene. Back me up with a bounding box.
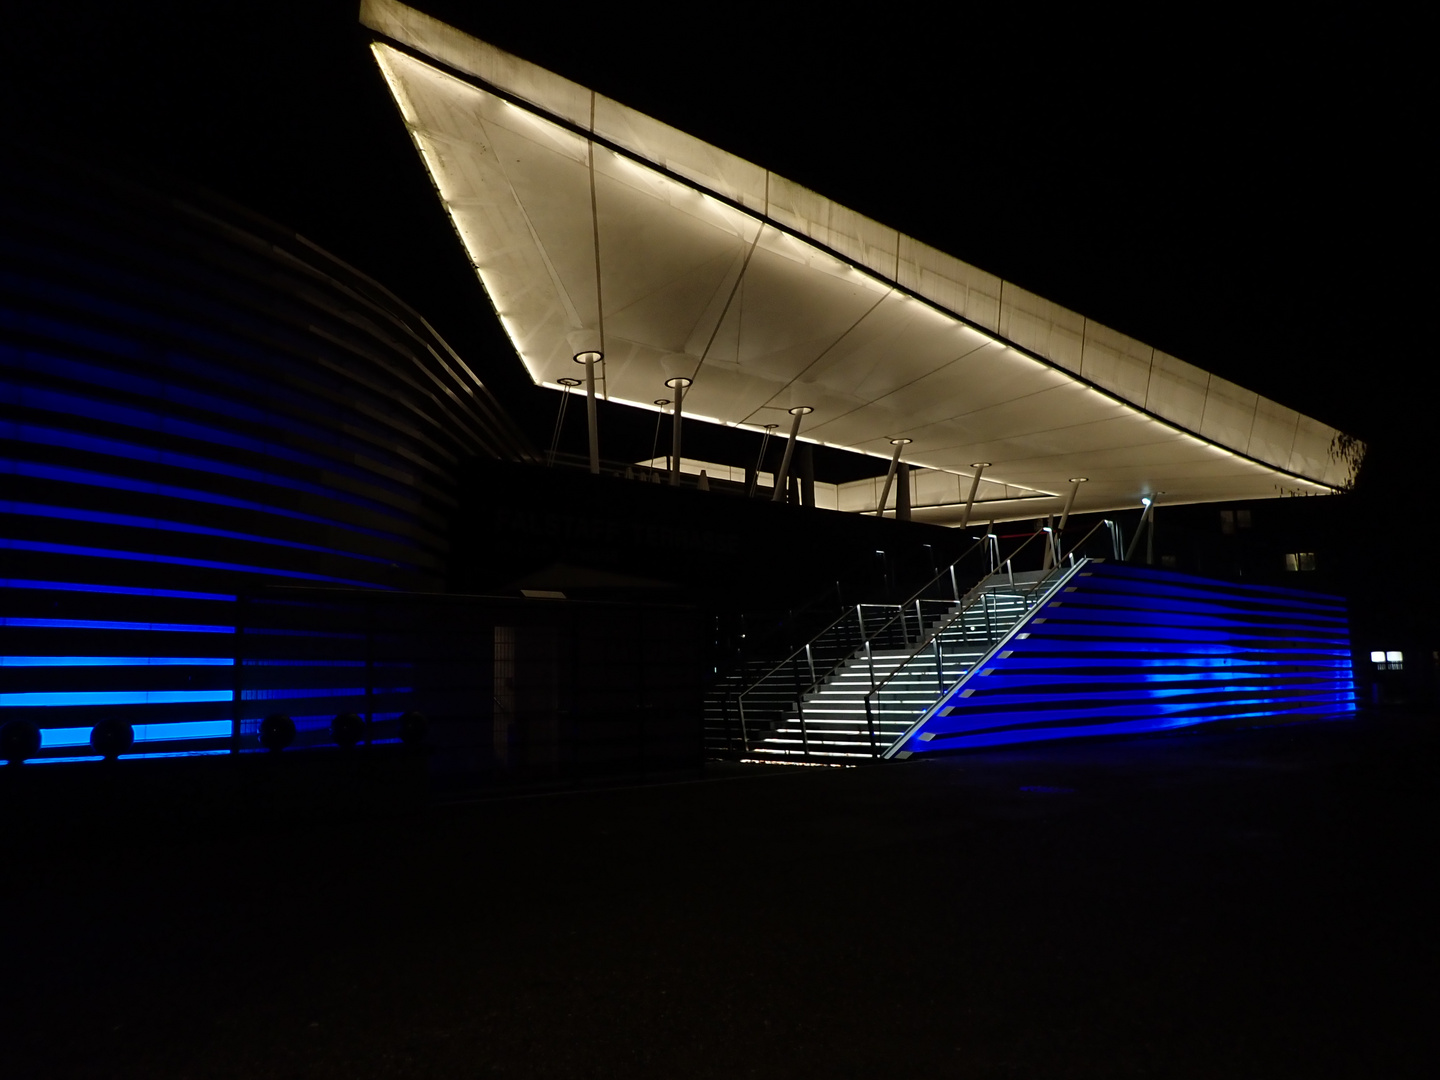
[89,718,135,761]
[397,710,428,747]
[330,711,365,749]
[258,713,295,752]
[0,720,41,765]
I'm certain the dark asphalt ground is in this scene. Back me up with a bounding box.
[2,713,1435,1079]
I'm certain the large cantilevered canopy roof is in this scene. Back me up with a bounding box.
[360,0,1359,524]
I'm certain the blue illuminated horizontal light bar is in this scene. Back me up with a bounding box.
[238,687,368,701]
[4,690,234,707]
[0,656,235,667]
[0,618,234,633]
[3,420,409,520]
[1,381,410,498]
[0,579,235,602]
[1,538,384,587]
[39,720,233,748]
[1063,574,1348,614]
[5,460,415,547]
[2,500,397,567]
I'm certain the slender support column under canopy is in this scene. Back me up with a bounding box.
[575,352,601,474]
[959,463,990,529]
[1059,477,1085,532]
[548,377,582,466]
[896,462,911,521]
[876,438,912,517]
[1125,497,1155,562]
[650,398,670,479]
[748,423,779,497]
[664,377,692,486]
[798,443,815,508]
[568,329,603,474]
[771,407,812,502]
[1044,476,1087,568]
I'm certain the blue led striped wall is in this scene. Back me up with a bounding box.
[1,158,533,761]
[891,560,1356,757]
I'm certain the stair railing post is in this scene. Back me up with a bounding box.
[865,691,878,758]
[792,655,808,760]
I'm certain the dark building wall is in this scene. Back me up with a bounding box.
[1,158,533,759]
[455,458,973,609]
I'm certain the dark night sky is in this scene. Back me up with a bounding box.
[3,2,1426,481]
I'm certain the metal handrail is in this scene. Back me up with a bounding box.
[720,543,904,681]
[1060,518,1122,565]
[895,533,990,608]
[733,532,1005,723]
[727,518,1112,757]
[736,601,900,704]
[734,601,899,751]
[734,528,1047,754]
[858,551,1071,717]
[861,528,1049,652]
[864,558,1088,760]
[877,558,1091,759]
[720,534,994,752]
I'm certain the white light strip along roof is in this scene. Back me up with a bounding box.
[361,0,1359,524]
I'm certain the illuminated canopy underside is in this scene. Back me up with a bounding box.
[362,0,1354,523]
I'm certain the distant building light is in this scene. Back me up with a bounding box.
[1283,552,1317,572]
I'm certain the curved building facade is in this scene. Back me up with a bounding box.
[1,158,534,761]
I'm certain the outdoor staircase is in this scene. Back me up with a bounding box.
[705,559,1083,763]
[751,589,1034,760]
